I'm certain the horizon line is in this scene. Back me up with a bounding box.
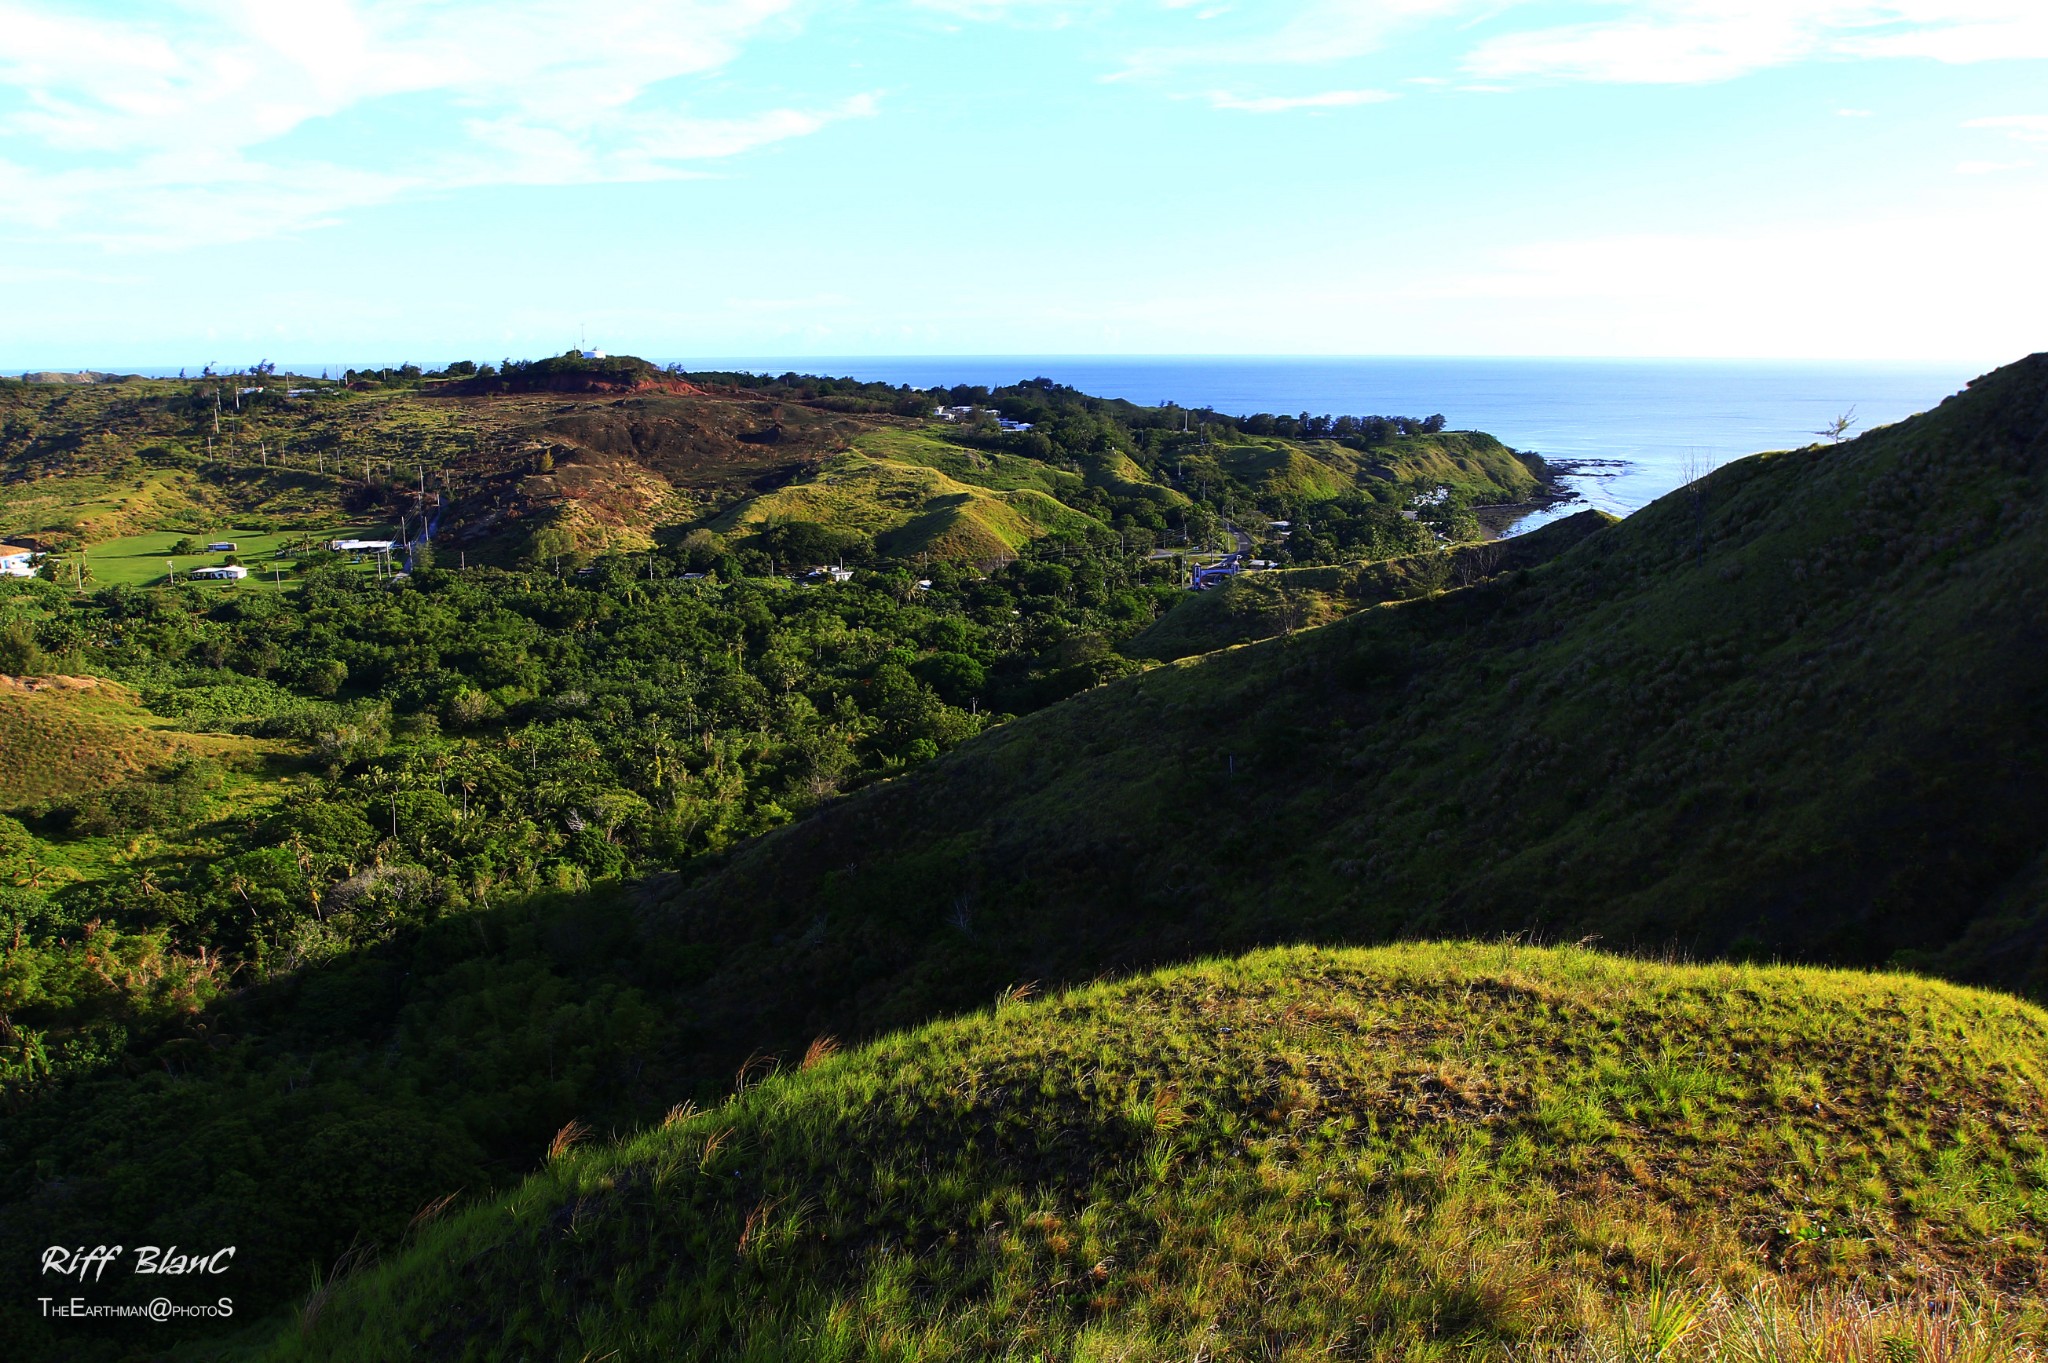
[7,351,2011,375]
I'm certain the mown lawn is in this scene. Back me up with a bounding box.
[69,523,396,589]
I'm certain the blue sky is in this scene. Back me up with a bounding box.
[2,1,2045,367]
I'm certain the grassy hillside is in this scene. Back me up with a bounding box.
[1186,430,1543,506]
[268,944,2048,1361]
[622,354,2048,1077]
[713,448,1102,560]
[0,674,263,806]
[849,427,1085,499]
[1125,511,1614,663]
[0,378,874,562]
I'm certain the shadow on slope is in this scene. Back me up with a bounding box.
[639,354,2048,1065]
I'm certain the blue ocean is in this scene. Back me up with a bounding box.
[671,356,1983,532]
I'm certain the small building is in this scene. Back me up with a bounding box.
[188,564,247,581]
[997,418,1034,432]
[580,349,607,360]
[329,538,397,553]
[205,541,237,552]
[0,544,38,578]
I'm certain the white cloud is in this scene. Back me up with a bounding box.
[1388,199,2048,359]
[1209,88,1396,112]
[1119,0,1476,77]
[0,0,862,248]
[1967,114,2048,144]
[1955,159,2034,175]
[1466,2,2048,86]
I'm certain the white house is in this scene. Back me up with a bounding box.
[188,564,247,581]
[580,349,607,360]
[0,544,37,578]
[329,538,397,553]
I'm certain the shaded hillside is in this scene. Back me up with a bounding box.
[637,355,2048,1068]
[270,945,2048,1362]
[1125,510,1614,663]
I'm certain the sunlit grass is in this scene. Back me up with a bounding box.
[264,942,2048,1361]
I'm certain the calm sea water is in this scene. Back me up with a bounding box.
[671,356,1983,532]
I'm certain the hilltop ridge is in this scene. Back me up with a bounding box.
[265,945,2048,1361]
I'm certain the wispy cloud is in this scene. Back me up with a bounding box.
[1465,2,2048,86]
[0,0,866,249]
[1209,88,1397,113]
[1118,0,1477,78]
[1955,159,2034,175]
[1967,114,2048,144]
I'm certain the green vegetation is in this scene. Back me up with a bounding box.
[643,354,2048,1029]
[1124,510,1614,663]
[3,364,1548,572]
[68,525,392,588]
[713,449,1101,562]
[4,352,2044,1359]
[269,944,2048,1361]
[0,674,265,805]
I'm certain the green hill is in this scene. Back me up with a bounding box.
[1187,430,1543,506]
[626,353,2048,1075]
[268,944,2048,1361]
[0,673,265,806]
[1124,510,1614,663]
[712,447,1102,560]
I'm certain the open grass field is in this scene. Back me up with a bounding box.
[263,943,2048,1362]
[67,522,398,588]
[0,673,266,807]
